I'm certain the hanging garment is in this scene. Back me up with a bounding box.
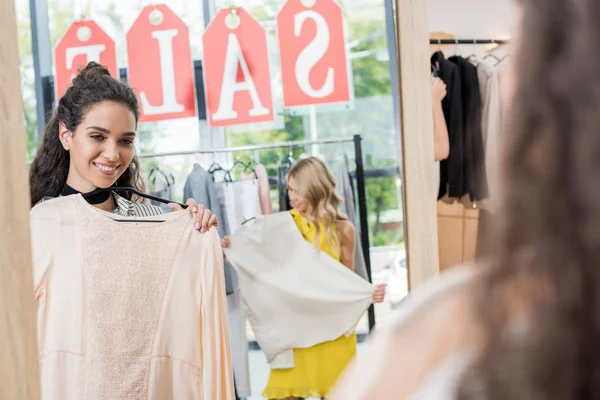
[223,211,374,372]
[449,56,489,201]
[432,51,465,199]
[218,179,262,234]
[183,163,234,295]
[30,194,234,400]
[256,164,273,215]
[477,61,494,148]
[240,163,273,215]
[334,151,369,281]
[148,167,175,212]
[482,60,508,212]
[213,180,252,399]
[277,164,293,212]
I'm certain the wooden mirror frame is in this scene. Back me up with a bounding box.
[0,0,41,397]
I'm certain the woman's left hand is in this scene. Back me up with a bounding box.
[372,283,387,304]
[169,199,219,233]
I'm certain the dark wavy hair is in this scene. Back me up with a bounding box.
[458,0,600,398]
[29,62,143,207]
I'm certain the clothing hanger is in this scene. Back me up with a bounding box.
[467,40,478,63]
[84,187,187,223]
[286,148,295,167]
[483,53,501,63]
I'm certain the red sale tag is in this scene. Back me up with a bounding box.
[203,8,275,127]
[127,4,197,122]
[54,20,117,100]
[277,0,351,107]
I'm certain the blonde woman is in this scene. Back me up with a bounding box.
[223,157,385,400]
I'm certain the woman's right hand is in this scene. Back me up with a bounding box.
[221,236,231,248]
[221,237,231,261]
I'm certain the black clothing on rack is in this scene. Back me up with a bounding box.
[432,51,464,199]
[278,164,292,211]
[448,56,489,201]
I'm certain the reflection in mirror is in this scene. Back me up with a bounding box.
[20,0,408,398]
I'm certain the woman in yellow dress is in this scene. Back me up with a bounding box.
[225,157,386,399]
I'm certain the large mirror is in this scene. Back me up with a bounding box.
[12,0,408,398]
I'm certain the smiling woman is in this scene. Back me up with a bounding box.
[29,62,142,210]
[29,62,218,231]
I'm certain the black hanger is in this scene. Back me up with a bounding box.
[83,187,187,223]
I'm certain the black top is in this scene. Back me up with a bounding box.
[448,56,489,201]
[432,51,464,199]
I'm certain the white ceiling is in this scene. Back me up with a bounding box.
[427,0,517,40]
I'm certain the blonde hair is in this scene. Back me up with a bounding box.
[288,157,347,254]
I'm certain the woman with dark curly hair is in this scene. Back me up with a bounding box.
[30,61,218,229]
[330,0,600,399]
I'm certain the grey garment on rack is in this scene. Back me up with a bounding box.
[335,151,369,281]
[148,168,174,213]
[183,164,235,295]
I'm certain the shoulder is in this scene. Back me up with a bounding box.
[331,266,482,398]
[336,219,355,242]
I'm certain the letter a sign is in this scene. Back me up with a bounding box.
[54,20,117,100]
[203,8,274,127]
[277,0,351,107]
[127,4,197,122]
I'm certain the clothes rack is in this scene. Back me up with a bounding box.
[430,39,509,45]
[139,134,377,331]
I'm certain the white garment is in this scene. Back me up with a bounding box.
[478,60,506,212]
[224,212,374,369]
[219,179,262,235]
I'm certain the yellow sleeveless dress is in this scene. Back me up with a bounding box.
[262,209,358,399]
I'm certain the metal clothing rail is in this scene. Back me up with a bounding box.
[430,39,509,45]
[141,134,377,331]
[138,137,358,158]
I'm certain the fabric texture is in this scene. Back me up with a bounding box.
[432,51,464,199]
[31,194,234,400]
[334,151,369,280]
[223,211,373,373]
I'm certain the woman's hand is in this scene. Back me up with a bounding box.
[221,236,231,248]
[372,283,387,304]
[431,77,447,105]
[169,199,219,233]
[221,236,231,261]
